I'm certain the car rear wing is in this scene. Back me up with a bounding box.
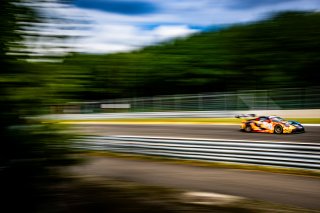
[235,114,256,118]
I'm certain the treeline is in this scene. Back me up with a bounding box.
[50,11,320,101]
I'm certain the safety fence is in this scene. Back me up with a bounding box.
[75,136,320,171]
[55,87,320,113]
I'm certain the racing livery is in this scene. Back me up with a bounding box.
[236,114,305,134]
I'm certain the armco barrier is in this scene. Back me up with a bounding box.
[75,136,320,170]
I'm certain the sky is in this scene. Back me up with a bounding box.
[26,0,320,56]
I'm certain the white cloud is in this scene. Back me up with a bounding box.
[70,24,198,53]
[152,25,198,39]
[23,0,320,55]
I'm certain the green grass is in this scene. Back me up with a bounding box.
[286,118,320,124]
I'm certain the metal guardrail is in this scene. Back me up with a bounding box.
[75,136,320,170]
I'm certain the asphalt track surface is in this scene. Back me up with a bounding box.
[72,124,320,143]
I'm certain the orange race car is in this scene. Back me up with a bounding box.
[236,114,305,134]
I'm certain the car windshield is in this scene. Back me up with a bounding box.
[271,116,285,122]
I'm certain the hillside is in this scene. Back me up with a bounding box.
[59,11,320,100]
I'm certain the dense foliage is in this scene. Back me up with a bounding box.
[60,11,320,100]
[0,1,77,212]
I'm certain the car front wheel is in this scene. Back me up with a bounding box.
[244,125,252,133]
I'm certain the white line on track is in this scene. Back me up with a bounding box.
[303,124,320,127]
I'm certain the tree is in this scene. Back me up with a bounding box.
[60,11,320,99]
[0,1,78,212]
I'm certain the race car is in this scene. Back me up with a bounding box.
[236,114,305,134]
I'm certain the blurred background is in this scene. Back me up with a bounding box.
[1,0,320,212]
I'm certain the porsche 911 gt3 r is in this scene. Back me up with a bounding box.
[236,115,305,134]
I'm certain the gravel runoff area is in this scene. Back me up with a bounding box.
[67,156,320,211]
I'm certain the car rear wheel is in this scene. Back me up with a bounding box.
[274,125,283,134]
[244,125,252,133]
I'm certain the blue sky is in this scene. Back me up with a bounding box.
[74,0,158,15]
[27,0,320,55]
